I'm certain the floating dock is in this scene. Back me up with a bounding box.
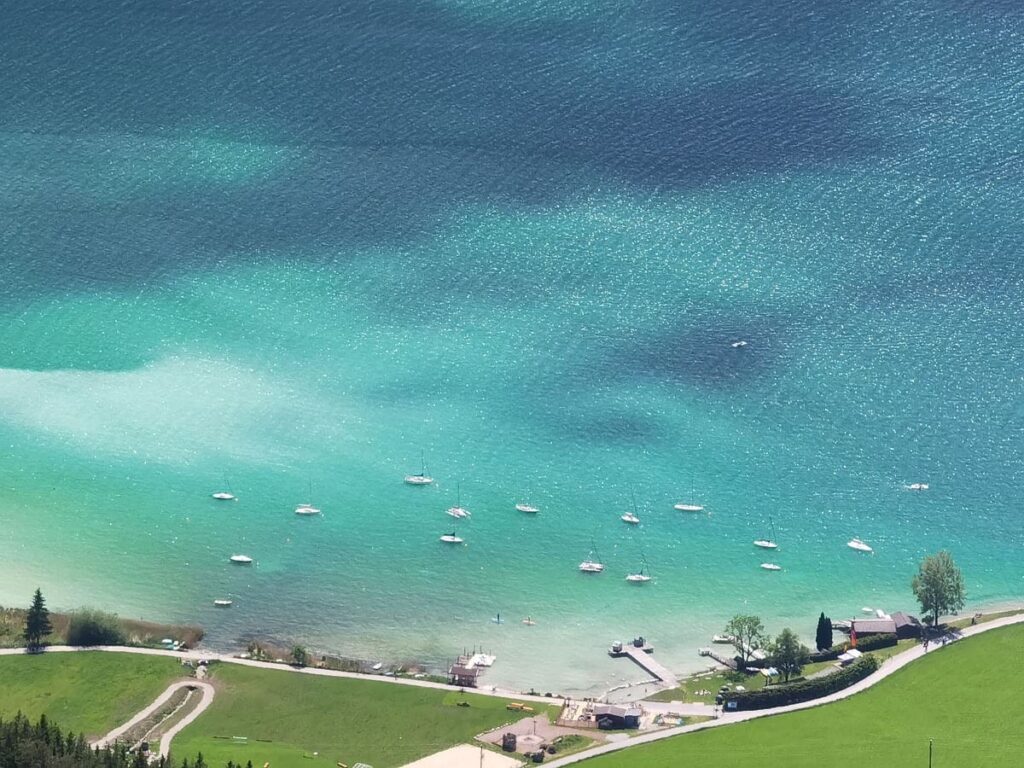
[609,639,678,688]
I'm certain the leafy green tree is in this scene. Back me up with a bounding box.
[911,550,966,626]
[815,612,833,651]
[291,645,309,667]
[723,614,766,666]
[24,588,53,651]
[770,628,810,682]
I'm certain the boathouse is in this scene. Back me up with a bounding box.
[593,704,642,730]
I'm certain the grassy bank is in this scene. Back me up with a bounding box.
[0,652,185,738]
[173,663,559,768]
[589,623,1024,767]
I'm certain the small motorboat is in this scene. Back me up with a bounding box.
[212,492,236,501]
[516,503,540,513]
[440,532,464,544]
[674,503,704,512]
[295,504,321,516]
[760,562,782,571]
[371,662,384,671]
[621,512,640,525]
[905,482,929,491]
[712,634,736,644]
[847,538,873,553]
[862,607,874,614]
[731,340,749,348]
[213,599,233,607]
[229,554,253,564]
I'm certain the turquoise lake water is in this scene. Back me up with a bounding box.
[1,0,1022,694]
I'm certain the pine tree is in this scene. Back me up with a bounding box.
[24,588,53,652]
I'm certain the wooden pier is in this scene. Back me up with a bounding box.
[698,647,738,670]
[609,640,678,688]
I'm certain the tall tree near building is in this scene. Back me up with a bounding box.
[911,550,966,626]
[24,588,53,652]
[815,612,833,651]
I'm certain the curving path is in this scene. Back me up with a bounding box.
[91,679,215,758]
[541,612,1024,766]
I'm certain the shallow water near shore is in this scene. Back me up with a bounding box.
[1,0,1023,694]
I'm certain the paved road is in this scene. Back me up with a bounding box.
[540,612,1024,766]
[91,679,215,758]
[0,644,559,706]
[157,681,216,758]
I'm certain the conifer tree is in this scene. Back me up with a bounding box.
[24,588,53,652]
[815,612,833,651]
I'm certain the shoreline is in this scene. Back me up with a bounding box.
[6,595,1022,699]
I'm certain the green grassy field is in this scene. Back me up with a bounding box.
[0,652,184,737]
[588,623,1024,767]
[173,664,558,768]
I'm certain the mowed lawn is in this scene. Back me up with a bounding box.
[590,623,1024,767]
[173,664,558,768]
[0,652,184,737]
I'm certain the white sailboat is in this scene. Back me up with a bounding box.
[753,517,779,549]
[295,480,321,515]
[516,503,540,513]
[579,541,605,573]
[621,491,641,524]
[229,554,253,564]
[405,452,434,485]
[440,532,464,544]
[847,538,873,553]
[674,503,704,512]
[212,477,237,501]
[446,483,471,518]
[626,557,652,583]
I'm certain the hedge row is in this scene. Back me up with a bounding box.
[851,632,898,652]
[726,654,881,710]
[808,633,898,663]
